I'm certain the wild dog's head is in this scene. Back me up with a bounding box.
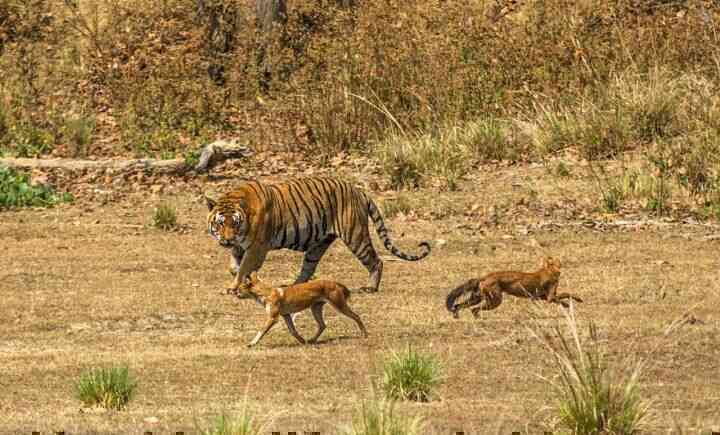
[233,272,275,299]
[542,256,562,273]
[205,193,250,248]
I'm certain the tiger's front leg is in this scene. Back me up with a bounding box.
[228,245,245,276]
[228,246,269,293]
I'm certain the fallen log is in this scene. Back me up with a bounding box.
[0,140,253,175]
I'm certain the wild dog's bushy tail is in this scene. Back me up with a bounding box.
[446,279,480,313]
[367,197,431,261]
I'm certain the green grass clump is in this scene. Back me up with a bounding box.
[381,196,414,219]
[76,366,137,410]
[152,203,178,230]
[0,166,73,209]
[534,309,651,435]
[380,346,443,402]
[199,412,262,435]
[341,398,425,435]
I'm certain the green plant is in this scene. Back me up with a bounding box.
[380,346,443,402]
[533,310,651,435]
[12,122,54,157]
[76,366,137,410]
[602,186,623,213]
[152,203,177,230]
[64,115,95,157]
[341,398,425,435]
[0,166,72,209]
[554,161,572,178]
[184,150,201,168]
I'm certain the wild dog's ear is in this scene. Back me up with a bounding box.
[544,256,560,269]
[204,194,217,211]
[249,271,259,283]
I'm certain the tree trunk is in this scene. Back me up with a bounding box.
[196,0,240,86]
[255,0,287,92]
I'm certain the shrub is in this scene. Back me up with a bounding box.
[380,346,443,402]
[63,115,96,158]
[533,309,651,434]
[0,165,72,209]
[76,366,137,411]
[152,203,178,230]
[341,398,425,435]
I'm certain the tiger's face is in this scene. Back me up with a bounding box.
[205,195,249,248]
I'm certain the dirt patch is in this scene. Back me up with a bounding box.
[1,163,719,434]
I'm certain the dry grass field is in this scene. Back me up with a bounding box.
[2,162,720,434]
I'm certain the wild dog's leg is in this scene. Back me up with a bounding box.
[228,245,245,276]
[308,302,327,343]
[282,314,307,344]
[544,279,560,303]
[229,247,269,292]
[551,292,583,308]
[295,236,337,284]
[331,300,368,338]
[248,316,278,347]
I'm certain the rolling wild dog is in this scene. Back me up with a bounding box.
[446,257,582,318]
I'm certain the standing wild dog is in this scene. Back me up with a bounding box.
[205,177,431,294]
[446,257,583,318]
[229,272,368,347]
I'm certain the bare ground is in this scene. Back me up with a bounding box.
[2,161,720,434]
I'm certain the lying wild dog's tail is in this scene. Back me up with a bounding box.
[446,279,480,313]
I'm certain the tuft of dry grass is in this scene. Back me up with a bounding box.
[76,365,137,411]
[380,346,443,403]
[531,307,652,435]
[341,398,426,435]
[152,202,178,230]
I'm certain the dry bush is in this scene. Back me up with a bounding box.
[1,0,720,171]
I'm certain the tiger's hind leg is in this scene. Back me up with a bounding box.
[343,229,382,293]
[295,236,337,284]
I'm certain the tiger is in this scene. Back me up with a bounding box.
[205,177,431,293]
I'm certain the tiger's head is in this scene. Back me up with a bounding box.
[205,194,250,248]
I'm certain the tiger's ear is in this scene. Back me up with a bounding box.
[204,194,217,211]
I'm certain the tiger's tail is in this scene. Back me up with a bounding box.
[367,198,431,261]
[446,279,480,314]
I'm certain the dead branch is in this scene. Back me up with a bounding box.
[0,140,253,175]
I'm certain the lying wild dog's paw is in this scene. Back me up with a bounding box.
[452,309,460,319]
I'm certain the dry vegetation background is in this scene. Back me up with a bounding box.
[2,0,720,433]
[3,0,720,213]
